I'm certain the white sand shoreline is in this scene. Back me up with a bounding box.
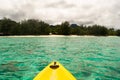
[0,35,118,37]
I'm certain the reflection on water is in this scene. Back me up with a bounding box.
[0,36,120,80]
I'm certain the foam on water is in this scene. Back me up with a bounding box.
[0,36,120,80]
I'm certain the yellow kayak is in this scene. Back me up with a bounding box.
[33,61,76,80]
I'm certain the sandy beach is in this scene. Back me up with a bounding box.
[0,35,118,38]
[0,35,97,37]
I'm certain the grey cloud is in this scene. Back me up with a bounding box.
[0,0,120,29]
[45,0,76,8]
[9,11,26,21]
[79,21,94,25]
[81,5,94,10]
[0,2,37,21]
[0,9,25,21]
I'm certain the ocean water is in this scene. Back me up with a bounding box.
[0,36,120,80]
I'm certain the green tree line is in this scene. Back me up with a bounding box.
[0,18,120,36]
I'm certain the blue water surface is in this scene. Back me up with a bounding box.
[0,36,120,80]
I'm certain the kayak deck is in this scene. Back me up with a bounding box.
[33,61,76,80]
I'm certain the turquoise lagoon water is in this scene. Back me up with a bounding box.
[0,36,120,80]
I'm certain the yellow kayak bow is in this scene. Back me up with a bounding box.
[33,61,76,80]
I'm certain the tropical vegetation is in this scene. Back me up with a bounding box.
[0,18,120,36]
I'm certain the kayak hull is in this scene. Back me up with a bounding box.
[33,61,76,80]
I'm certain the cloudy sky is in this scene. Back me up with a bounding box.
[0,0,120,28]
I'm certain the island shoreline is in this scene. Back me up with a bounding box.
[0,35,118,37]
